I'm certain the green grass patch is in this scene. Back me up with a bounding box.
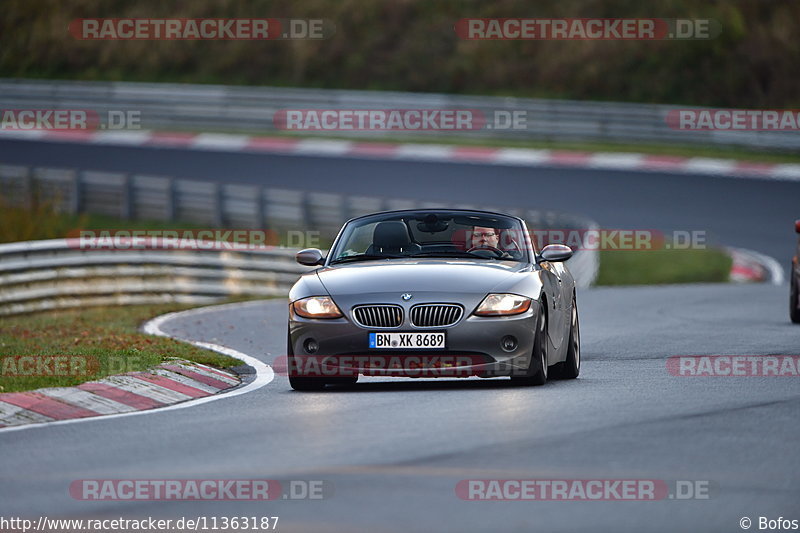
[0,205,332,248]
[595,247,732,286]
[0,303,244,393]
[0,197,210,244]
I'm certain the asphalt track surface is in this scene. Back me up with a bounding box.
[1,138,799,532]
[1,285,799,532]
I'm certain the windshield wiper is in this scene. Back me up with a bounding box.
[329,254,405,264]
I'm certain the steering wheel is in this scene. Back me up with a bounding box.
[467,245,505,257]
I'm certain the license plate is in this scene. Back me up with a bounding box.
[369,332,446,349]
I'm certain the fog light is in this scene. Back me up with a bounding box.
[501,335,518,352]
[304,338,319,354]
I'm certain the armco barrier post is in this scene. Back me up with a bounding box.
[70,171,82,214]
[120,174,132,220]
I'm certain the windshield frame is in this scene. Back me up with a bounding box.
[325,209,534,266]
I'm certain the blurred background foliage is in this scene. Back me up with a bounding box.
[0,0,797,106]
[0,193,87,243]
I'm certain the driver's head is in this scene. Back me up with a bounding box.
[471,226,499,249]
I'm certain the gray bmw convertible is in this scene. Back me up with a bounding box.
[286,209,580,390]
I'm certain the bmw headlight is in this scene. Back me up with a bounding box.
[474,293,532,316]
[292,296,343,319]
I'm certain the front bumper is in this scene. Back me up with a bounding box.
[288,303,540,378]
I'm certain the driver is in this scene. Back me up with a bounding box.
[470,225,514,258]
[471,226,500,249]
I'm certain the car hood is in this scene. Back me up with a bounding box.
[316,259,527,297]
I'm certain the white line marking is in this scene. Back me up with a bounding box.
[493,148,551,165]
[91,130,153,145]
[770,164,800,181]
[0,301,274,434]
[683,158,738,175]
[0,130,48,140]
[191,133,250,151]
[394,144,454,160]
[294,139,353,155]
[587,152,645,169]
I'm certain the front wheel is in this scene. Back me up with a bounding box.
[554,297,580,379]
[289,375,328,391]
[511,306,548,386]
[289,370,358,390]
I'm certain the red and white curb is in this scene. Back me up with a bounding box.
[0,301,274,433]
[727,247,784,284]
[0,360,238,428]
[2,129,799,182]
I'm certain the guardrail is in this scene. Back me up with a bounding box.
[0,236,596,316]
[1,78,797,150]
[0,163,598,315]
[0,238,308,315]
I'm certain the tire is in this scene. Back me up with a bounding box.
[511,305,548,386]
[327,376,359,386]
[287,328,328,391]
[791,270,800,324]
[289,376,328,391]
[555,296,580,379]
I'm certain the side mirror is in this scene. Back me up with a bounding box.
[538,244,573,263]
[795,220,800,234]
[296,248,324,266]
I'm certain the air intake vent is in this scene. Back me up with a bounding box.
[410,304,463,327]
[353,305,403,328]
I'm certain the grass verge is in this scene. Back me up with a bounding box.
[0,201,207,244]
[595,248,732,286]
[0,303,244,394]
[0,208,330,247]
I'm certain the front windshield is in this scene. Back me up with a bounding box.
[329,211,530,264]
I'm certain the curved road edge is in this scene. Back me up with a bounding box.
[727,246,785,284]
[0,301,274,434]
